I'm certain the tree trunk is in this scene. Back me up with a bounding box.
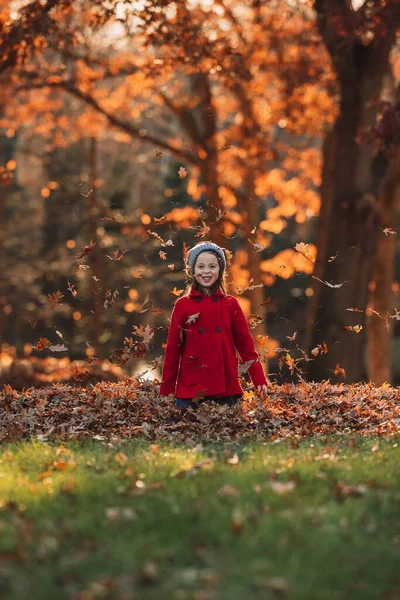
[304,129,336,354]
[307,20,397,382]
[88,137,103,358]
[231,78,267,339]
[192,73,226,247]
[201,153,225,248]
[243,170,265,335]
[367,163,400,385]
[0,164,6,348]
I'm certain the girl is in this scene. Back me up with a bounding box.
[159,241,269,408]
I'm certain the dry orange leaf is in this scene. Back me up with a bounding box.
[178,166,187,179]
[171,287,184,296]
[334,364,346,377]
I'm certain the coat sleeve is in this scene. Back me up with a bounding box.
[159,299,185,396]
[230,297,267,386]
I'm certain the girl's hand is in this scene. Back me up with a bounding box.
[255,384,270,396]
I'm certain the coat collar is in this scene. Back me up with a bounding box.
[189,287,225,298]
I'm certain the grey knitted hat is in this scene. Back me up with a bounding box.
[186,242,226,275]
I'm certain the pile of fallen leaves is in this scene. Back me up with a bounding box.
[0,351,122,390]
[1,378,400,442]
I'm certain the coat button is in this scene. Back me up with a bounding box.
[212,297,218,302]
[216,327,221,332]
[196,297,202,303]
[199,328,205,333]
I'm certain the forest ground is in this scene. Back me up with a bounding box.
[1,435,400,600]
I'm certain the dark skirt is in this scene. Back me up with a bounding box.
[175,394,243,409]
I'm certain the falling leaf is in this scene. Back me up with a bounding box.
[193,220,211,238]
[153,215,168,224]
[132,324,154,348]
[248,239,267,252]
[311,342,328,357]
[106,249,129,261]
[312,276,347,288]
[260,296,273,306]
[48,291,64,310]
[347,307,363,313]
[256,334,269,349]
[248,314,263,329]
[159,251,167,260]
[80,188,93,198]
[285,353,296,374]
[186,312,200,324]
[295,242,309,253]
[238,359,255,375]
[286,331,297,342]
[245,282,264,291]
[345,325,363,333]
[132,268,145,278]
[178,166,187,179]
[147,230,165,244]
[104,289,119,309]
[76,240,96,260]
[295,242,315,263]
[35,338,51,351]
[138,294,149,314]
[171,287,184,296]
[67,280,77,297]
[383,228,396,236]
[49,344,68,352]
[334,364,346,377]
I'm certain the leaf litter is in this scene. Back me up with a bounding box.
[1,379,400,442]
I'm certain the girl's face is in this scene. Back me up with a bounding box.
[193,251,220,290]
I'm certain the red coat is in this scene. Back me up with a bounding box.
[160,288,267,398]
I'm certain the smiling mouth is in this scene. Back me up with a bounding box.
[202,277,212,282]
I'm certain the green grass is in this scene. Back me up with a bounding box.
[1,436,400,600]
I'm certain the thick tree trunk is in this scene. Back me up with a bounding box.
[308,85,381,381]
[367,163,400,385]
[191,73,226,247]
[307,24,397,382]
[231,79,267,339]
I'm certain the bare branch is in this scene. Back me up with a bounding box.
[17,80,200,165]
